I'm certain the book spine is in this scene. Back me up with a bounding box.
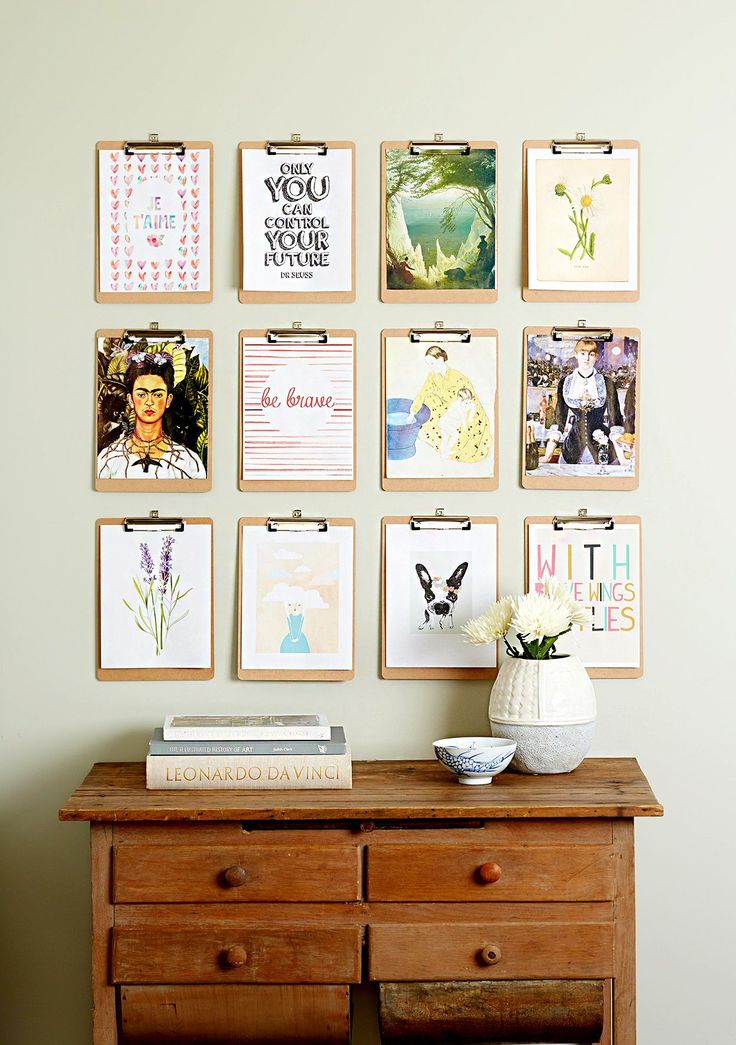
[146,753,352,790]
[150,740,348,756]
[162,727,332,741]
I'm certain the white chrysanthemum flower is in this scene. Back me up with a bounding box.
[461,598,514,644]
[512,591,572,642]
[543,580,589,629]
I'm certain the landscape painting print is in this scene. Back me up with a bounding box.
[526,518,642,676]
[97,142,212,301]
[525,142,639,295]
[383,331,497,489]
[241,333,354,489]
[383,142,497,300]
[239,521,354,679]
[98,519,213,679]
[97,332,211,490]
[383,518,498,678]
[523,329,639,490]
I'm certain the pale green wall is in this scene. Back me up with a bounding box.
[2,1,734,1041]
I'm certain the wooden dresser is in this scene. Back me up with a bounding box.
[59,758,662,1044]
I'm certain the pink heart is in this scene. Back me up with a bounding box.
[179,246,187,256]
[151,260,159,269]
[112,235,119,244]
[138,164,146,174]
[126,188,132,198]
[192,282,198,290]
[125,282,134,291]
[136,153,145,162]
[111,188,119,198]
[110,152,119,161]
[111,247,119,257]
[164,174,173,183]
[178,163,186,173]
[112,271,119,281]
[124,174,133,185]
[192,223,199,232]
[125,270,132,279]
[112,163,119,173]
[111,224,119,233]
[166,270,173,278]
[180,236,186,245]
[165,282,174,290]
[192,163,199,173]
[178,282,186,289]
[191,152,199,160]
[138,283,147,290]
[192,188,199,198]
[111,259,119,268]
[192,246,199,256]
[125,246,133,256]
[137,260,146,270]
[191,259,199,269]
[193,234,200,244]
[112,201,119,210]
[152,270,160,280]
[177,188,186,198]
[152,164,159,173]
[178,260,186,269]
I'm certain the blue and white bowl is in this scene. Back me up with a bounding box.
[433,736,517,785]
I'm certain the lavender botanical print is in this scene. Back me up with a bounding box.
[122,537,192,655]
[99,521,212,670]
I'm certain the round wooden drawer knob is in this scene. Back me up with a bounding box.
[478,861,502,884]
[223,865,248,887]
[480,943,502,966]
[223,945,248,968]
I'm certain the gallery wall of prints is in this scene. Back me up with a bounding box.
[3,1,734,1044]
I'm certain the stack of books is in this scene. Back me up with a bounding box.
[145,714,352,790]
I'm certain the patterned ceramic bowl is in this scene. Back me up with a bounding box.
[433,736,517,785]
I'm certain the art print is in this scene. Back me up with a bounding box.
[383,332,497,489]
[527,519,642,675]
[98,521,213,675]
[526,144,639,294]
[523,330,639,489]
[383,143,497,300]
[97,143,212,299]
[240,142,354,300]
[241,333,354,489]
[383,520,498,678]
[240,522,354,679]
[96,333,210,490]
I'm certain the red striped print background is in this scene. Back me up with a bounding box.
[242,338,354,481]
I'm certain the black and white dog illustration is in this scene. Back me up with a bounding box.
[415,562,469,630]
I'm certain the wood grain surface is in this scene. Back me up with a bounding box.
[59,758,663,822]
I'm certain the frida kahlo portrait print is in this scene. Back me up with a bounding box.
[96,333,211,490]
[382,142,497,300]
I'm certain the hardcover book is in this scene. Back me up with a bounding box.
[162,713,331,741]
[149,725,347,756]
[146,751,352,790]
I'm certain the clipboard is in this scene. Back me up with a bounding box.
[522,324,640,491]
[382,326,499,491]
[522,138,640,301]
[382,513,499,680]
[239,139,356,303]
[381,139,498,302]
[96,327,213,492]
[525,513,643,678]
[96,139,214,303]
[96,515,214,681]
[239,328,356,491]
[238,515,355,681]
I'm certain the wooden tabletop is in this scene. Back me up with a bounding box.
[58,758,662,822]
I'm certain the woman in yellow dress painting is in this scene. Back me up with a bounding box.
[407,345,491,462]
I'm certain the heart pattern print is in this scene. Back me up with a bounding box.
[98,146,211,295]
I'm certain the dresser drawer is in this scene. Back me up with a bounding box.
[366,844,614,901]
[368,922,614,981]
[112,925,362,984]
[113,844,360,902]
[120,984,350,1042]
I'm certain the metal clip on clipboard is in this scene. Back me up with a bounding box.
[552,320,613,343]
[267,510,328,533]
[409,134,470,156]
[266,324,328,344]
[123,322,186,345]
[551,133,613,155]
[124,510,184,533]
[410,508,471,531]
[553,508,614,531]
[267,134,328,156]
[124,133,186,156]
[410,322,471,344]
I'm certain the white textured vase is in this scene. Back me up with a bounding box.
[489,655,596,774]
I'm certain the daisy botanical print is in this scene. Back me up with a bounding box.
[527,146,639,290]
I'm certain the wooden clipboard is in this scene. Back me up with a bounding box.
[239,329,356,491]
[522,139,640,301]
[95,328,213,492]
[525,515,643,679]
[96,517,214,681]
[96,141,214,303]
[381,140,498,303]
[382,327,499,491]
[522,325,641,491]
[239,141,356,303]
[381,516,499,680]
[238,517,355,681]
